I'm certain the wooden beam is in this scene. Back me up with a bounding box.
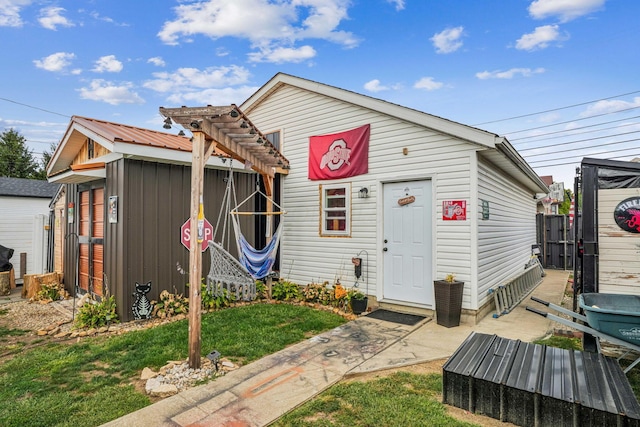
[187,131,206,369]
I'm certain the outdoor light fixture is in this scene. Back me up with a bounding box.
[256,138,264,145]
[163,117,172,129]
[268,149,274,155]
[249,127,256,135]
[358,187,369,199]
[240,121,248,129]
[190,120,201,129]
[229,109,239,118]
[206,350,221,371]
[178,130,185,136]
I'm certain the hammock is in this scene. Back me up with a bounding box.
[230,186,285,280]
[206,240,256,301]
[206,161,285,301]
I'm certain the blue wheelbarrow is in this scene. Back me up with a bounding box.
[527,293,640,373]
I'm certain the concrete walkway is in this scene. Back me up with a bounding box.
[101,269,569,427]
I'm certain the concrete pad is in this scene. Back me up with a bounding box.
[103,269,570,427]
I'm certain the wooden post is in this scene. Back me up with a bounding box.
[188,131,206,369]
[264,174,275,295]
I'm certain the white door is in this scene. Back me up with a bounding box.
[383,180,432,305]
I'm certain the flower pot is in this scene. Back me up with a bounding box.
[434,280,464,327]
[350,297,368,315]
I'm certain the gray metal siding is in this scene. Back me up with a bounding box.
[105,159,256,322]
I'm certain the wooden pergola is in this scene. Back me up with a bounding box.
[159,105,289,368]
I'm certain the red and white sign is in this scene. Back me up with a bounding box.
[180,218,213,252]
[308,124,370,180]
[443,200,466,221]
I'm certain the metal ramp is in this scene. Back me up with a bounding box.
[489,260,545,318]
[443,332,640,427]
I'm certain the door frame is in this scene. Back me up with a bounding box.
[377,174,437,308]
[77,181,105,297]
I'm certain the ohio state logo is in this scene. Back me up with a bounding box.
[320,139,351,171]
[614,196,640,233]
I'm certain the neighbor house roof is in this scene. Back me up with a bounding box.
[47,116,232,184]
[241,72,548,194]
[0,177,59,198]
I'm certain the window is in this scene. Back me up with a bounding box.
[320,183,351,236]
[265,131,280,151]
[87,138,95,159]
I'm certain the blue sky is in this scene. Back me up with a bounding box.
[1,0,639,189]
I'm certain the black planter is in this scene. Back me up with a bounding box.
[350,297,368,315]
[434,280,464,327]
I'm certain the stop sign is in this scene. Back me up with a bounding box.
[181,218,214,252]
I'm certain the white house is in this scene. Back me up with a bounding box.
[241,73,548,323]
[0,177,60,283]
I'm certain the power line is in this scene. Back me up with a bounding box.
[528,146,640,166]
[0,97,70,119]
[504,105,640,136]
[472,89,640,126]
[518,131,640,154]
[510,116,640,143]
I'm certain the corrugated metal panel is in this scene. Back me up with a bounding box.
[105,158,256,322]
[443,332,640,427]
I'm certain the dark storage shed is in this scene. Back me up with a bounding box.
[47,117,259,322]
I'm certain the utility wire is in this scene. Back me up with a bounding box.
[0,97,70,119]
[524,137,639,159]
[472,90,640,126]
[518,131,640,153]
[529,150,640,167]
[510,116,640,143]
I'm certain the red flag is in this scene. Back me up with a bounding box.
[308,124,370,180]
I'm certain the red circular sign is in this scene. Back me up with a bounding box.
[614,197,640,233]
[180,218,213,252]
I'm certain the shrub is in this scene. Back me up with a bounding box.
[74,295,119,329]
[201,283,235,310]
[255,280,268,300]
[272,280,301,301]
[152,290,188,319]
[33,282,69,303]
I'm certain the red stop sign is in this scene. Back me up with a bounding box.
[181,218,213,252]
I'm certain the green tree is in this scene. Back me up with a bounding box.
[0,128,42,179]
[32,142,58,180]
[558,188,573,215]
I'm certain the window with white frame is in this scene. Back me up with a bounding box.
[320,183,351,237]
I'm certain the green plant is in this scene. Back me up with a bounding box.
[347,288,366,301]
[201,283,235,310]
[255,280,268,299]
[152,290,189,319]
[302,282,336,305]
[34,281,68,302]
[272,280,301,301]
[74,295,119,329]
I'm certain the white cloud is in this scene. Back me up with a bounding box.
[33,52,76,72]
[157,0,359,63]
[364,79,388,92]
[147,56,166,67]
[580,97,640,117]
[38,6,73,30]
[515,25,564,51]
[248,45,316,63]
[528,0,606,22]
[476,67,545,79]
[143,65,251,94]
[430,26,464,54]
[0,0,31,27]
[78,79,144,105]
[387,0,405,11]
[166,86,259,106]
[413,77,444,91]
[92,55,123,73]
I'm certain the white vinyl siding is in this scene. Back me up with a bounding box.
[0,196,51,281]
[476,157,538,308]
[598,188,640,293]
[248,85,474,299]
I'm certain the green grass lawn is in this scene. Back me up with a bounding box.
[0,303,346,427]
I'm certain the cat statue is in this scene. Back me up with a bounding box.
[132,281,153,320]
